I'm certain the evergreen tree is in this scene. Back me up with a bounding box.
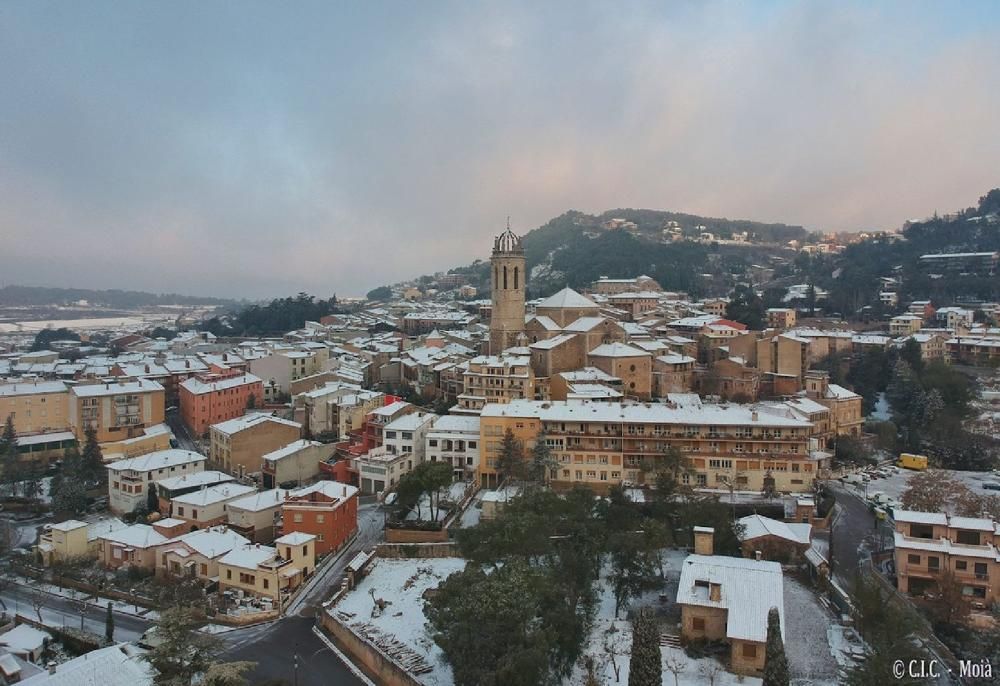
[144,606,225,686]
[147,484,160,514]
[105,602,115,643]
[495,428,524,486]
[81,426,104,484]
[52,479,88,514]
[245,393,257,410]
[527,430,556,486]
[1,415,19,495]
[628,611,661,686]
[762,607,789,686]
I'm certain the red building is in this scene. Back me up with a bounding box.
[178,371,264,437]
[281,481,359,557]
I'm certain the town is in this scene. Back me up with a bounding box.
[1,194,999,686]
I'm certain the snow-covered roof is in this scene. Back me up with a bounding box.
[179,373,262,395]
[482,399,810,428]
[529,333,577,350]
[18,644,153,686]
[210,413,300,435]
[156,470,233,491]
[738,514,811,545]
[171,483,257,507]
[262,439,323,463]
[106,449,205,474]
[0,381,67,397]
[227,488,288,512]
[275,531,316,546]
[164,527,249,559]
[48,519,87,532]
[588,342,650,358]
[219,543,278,570]
[0,624,49,654]
[536,287,599,310]
[563,316,607,332]
[676,554,784,644]
[384,412,437,432]
[427,414,480,434]
[97,524,167,549]
[71,378,164,397]
[288,480,359,501]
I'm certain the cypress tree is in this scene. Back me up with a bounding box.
[628,611,661,686]
[81,426,104,483]
[105,602,115,643]
[762,606,790,686]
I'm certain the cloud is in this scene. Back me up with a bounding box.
[0,1,998,298]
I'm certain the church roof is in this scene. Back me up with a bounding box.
[537,287,598,310]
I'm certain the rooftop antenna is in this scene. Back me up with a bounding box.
[506,216,511,231]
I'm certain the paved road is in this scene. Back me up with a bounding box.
[165,409,201,452]
[828,483,894,587]
[221,501,385,685]
[0,583,152,643]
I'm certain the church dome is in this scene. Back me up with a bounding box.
[493,227,523,254]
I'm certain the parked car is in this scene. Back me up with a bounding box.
[983,482,1000,491]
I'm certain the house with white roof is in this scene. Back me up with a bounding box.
[157,526,250,581]
[261,439,330,489]
[96,523,168,569]
[425,414,480,481]
[168,483,258,532]
[382,411,437,464]
[208,413,301,479]
[218,533,317,608]
[677,551,785,675]
[226,488,289,543]
[106,449,207,515]
[737,513,812,562]
[18,643,153,686]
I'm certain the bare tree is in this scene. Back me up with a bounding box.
[664,656,687,686]
[603,621,627,683]
[30,589,45,623]
[0,572,11,612]
[699,661,724,686]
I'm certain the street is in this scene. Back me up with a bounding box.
[828,482,894,587]
[220,499,385,685]
[0,583,152,644]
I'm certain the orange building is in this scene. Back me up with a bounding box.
[179,372,264,437]
[281,481,359,557]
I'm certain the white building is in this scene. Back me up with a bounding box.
[382,411,437,463]
[425,415,480,481]
[106,449,207,515]
[168,483,257,530]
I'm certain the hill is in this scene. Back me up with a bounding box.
[0,285,237,309]
[439,209,809,299]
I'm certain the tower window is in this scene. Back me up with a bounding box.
[494,266,498,287]
[514,266,519,290]
[503,265,508,290]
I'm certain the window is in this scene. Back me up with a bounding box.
[907,554,921,564]
[742,643,757,658]
[955,530,980,545]
[263,579,269,589]
[692,617,705,631]
[974,562,988,578]
[302,545,309,556]
[316,514,325,524]
[177,507,185,517]
[928,556,939,570]
[956,560,968,571]
[293,513,303,523]
[226,569,232,580]
[200,564,208,575]
[429,439,438,447]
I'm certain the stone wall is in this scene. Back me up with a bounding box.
[384,527,448,544]
[376,542,458,559]
[319,611,421,686]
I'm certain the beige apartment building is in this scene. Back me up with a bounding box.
[479,399,816,493]
[893,510,999,608]
[261,439,330,489]
[765,308,796,330]
[209,414,301,478]
[0,380,71,437]
[218,532,317,607]
[456,354,535,413]
[69,378,166,443]
[225,488,288,543]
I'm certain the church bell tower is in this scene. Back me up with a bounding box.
[490,221,526,354]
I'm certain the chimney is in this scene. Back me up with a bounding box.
[755,550,763,562]
[751,411,758,422]
[693,526,714,556]
[47,662,57,675]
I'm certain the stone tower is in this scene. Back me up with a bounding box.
[490,224,526,354]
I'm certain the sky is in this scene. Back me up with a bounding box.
[1,2,999,299]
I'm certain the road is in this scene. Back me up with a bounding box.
[165,409,201,452]
[828,482,894,586]
[0,583,152,643]
[220,499,385,686]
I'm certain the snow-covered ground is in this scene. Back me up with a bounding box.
[783,577,839,684]
[331,557,467,686]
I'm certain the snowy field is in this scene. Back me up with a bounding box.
[332,557,467,686]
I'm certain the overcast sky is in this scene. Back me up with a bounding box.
[1,2,998,299]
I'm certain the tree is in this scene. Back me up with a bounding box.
[30,589,45,622]
[81,426,104,484]
[762,607,789,686]
[1,415,19,495]
[144,607,226,686]
[901,470,967,512]
[846,575,928,685]
[366,286,393,301]
[105,602,115,643]
[664,656,687,686]
[926,569,971,627]
[627,611,661,686]
[30,327,80,352]
[245,394,257,410]
[527,430,557,487]
[52,479,88,514]
[495,428,524,486]
[203,661,256,686]
[20,461,42,501]
[725,285,765,330]
[147,484,160,514]
[394,461,453,524]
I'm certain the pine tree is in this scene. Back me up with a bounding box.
[81,426,104,484]
[1,415,19,495]
[105,602,115,643]
[147,484,159,514]
[495,428,523,486]
[762,606,790,686]
[628,611,661,686]
[527,430,556,486]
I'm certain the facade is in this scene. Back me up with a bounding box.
[281,481,359,557]
[425,414,481,481]
[382,411,437,464]
[97,524,168,569]
[298,385,384,439]
[249,350,325,399]
[158,527,250,582]
[804,371,864,437]
[36,519,89,565]
[479,399,816,493]
[218,534,316,606]
[458,355,535,413]
[225,488,288,543]
[68,379,166,443]
[356,446,411,494]
[261,439,330,489]
[208,414,302,478]
[591,275,662,295]
[0,380,70,437]
[107,449,207,515]
[489,227,526,353]
[765,308,796,330]
[756,334,811,387]
[168,483,258,532]
[179,372,265,437]
[155,470,235,512]
[587,343,652,399]
[652,353,696,396]
[677,552,785,675]
[889,314,923,336]
[893,510,998,607]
